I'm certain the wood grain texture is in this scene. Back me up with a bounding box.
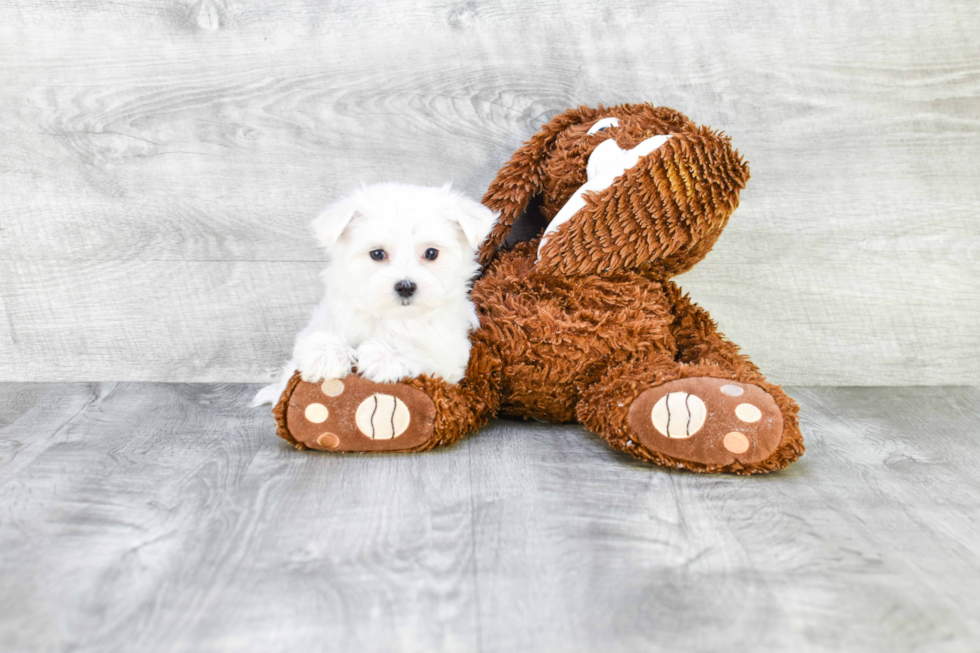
[1,383,978,652]
[0,0,978,383]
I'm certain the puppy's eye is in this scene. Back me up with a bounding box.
[369,249,387,261]
[423,248,439,261]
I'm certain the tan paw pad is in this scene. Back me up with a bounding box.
[720,384,744,396]
[304,403,329,423]
[650,392,706,438]
[316,432,340,449]
[321,378,344,397]
[723,431,750,454]
[355,394,411,440]
[735,403,762,423]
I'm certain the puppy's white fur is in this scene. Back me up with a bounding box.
[252,182,497,406]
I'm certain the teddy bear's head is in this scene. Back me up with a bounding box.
[480,103,750,277]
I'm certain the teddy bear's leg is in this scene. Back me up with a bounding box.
[576,292,804,474]
[670,290,804,469]
[577,358,803,474]
[273,336,502,453]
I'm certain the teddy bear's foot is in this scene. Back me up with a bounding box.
[627,377,783,467]
[274,373,437,452]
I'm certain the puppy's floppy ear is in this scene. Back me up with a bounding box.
[445,187,499,249]
[311,196,359,247]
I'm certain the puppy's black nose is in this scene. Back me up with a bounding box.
[394,280,417,299]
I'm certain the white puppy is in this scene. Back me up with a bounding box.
[252,182,497,406]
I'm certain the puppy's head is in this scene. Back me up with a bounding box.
[313,182,497,317]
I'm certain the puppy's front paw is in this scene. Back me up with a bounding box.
[356,339,419,384]
[294,332,355,383]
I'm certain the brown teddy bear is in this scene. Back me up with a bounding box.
[274,103,805,474]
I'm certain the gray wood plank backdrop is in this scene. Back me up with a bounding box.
[0,0,978,384]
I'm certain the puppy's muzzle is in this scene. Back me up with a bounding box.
[394,280,417,300]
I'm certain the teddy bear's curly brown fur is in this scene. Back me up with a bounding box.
[274,103,805,474]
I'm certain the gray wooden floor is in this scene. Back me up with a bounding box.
[1,384,979,653]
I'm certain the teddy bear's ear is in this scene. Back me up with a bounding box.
[478,107,597,266]
[311,195,359,247]
[536,128,750,277]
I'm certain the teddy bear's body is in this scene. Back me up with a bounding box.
[274,103,805,475]
[475,241,678,422]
